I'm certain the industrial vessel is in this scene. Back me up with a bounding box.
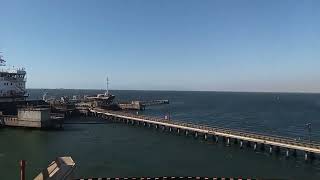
[0,53,46,115]
[0,53,28,102]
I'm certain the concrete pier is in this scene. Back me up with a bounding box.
[1,107,63,129]
[90,108,320,160]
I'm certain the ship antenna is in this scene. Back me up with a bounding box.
[106,76,109,95]
[0,52,6,66]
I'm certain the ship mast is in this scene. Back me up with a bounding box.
[105,77,109,96]
[0,52,6,66]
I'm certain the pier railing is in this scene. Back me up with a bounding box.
[91,108,320,150]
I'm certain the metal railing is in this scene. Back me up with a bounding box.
[92,109,320,149]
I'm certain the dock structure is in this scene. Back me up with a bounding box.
[141,99,170,106]
[89,108,320,160]
[0,107,64,129]
[118,99,170,111]
[119,101,146,111]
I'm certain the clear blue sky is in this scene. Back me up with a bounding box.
[1,0,319,92]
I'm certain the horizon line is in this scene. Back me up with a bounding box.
[26,88,320,95]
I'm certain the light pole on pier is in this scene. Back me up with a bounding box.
[306,123,311,145]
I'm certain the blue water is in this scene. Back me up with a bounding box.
[1,89,320,179]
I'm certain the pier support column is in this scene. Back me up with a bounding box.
[162,126,165,131]
[269,146,273,154]
[253,143,257,151]
[148,123,151,128]
[215,136,219,143]
[185,130,188,136]
[195,132,198,138]
[204,134,207,141]
[177,128,180,134]
[305,152,309,161]
[169,127,172,132]
[227,138,230,146]
[286,149,290,158]
[240,140,243,149]
[155,124,158,129]
[143,122,146,127]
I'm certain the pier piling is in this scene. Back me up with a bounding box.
[305,152,309,161]
[214,136,219,143]
[253,143,257,151]
[240,140,243,149]
[286,149,290,158]
[89,109,320,161]
[269,146,273,154]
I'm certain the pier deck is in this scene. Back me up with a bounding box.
[89,108,320,159]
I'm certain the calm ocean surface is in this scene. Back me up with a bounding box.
[1,89,320,179]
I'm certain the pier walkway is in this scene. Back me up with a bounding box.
[89,108,320,160]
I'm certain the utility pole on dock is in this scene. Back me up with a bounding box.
[306,123,312,145]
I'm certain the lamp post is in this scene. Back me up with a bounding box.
[306,123,311,145]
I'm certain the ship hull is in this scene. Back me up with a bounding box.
[0,100,48,115]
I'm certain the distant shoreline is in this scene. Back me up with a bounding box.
[26,88,320,95]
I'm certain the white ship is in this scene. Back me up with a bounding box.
[0,53,28,102]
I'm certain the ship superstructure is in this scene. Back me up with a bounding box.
[0,53,28,102]
[86,77,115,106]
